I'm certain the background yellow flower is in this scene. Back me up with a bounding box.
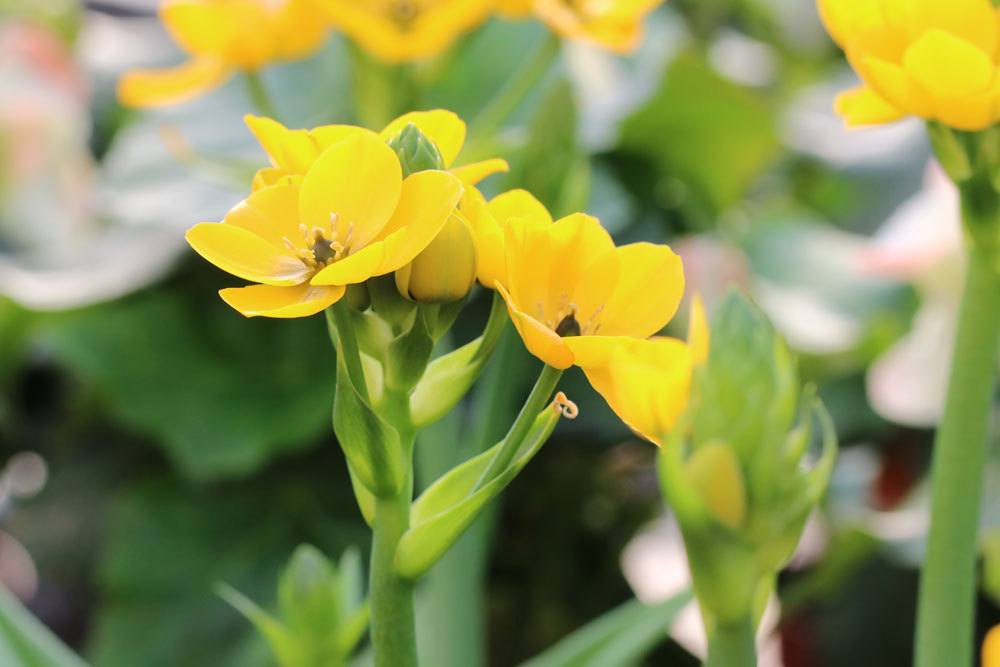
[118,0,327,108]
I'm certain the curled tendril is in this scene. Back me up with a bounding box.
[551,391,579,419]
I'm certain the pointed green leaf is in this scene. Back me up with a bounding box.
[517,592,691,667]
[0,585,89,667]
[394,407,559,579]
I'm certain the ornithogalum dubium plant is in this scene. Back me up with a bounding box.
[819,1,1000,665]
[181,108,696,667]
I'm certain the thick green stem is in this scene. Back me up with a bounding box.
[914,244,1000,667]
[705,618,756,667]
[370,476,418,667]
[472,363,562,491]
[466,33,561,159]
[244,71,279,118]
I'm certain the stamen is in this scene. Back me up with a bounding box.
[551,392,579,419]
[555,312,582,337]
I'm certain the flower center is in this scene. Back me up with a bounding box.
[283,213,354,271]
[541,297,605,338]
[389,0,418,28]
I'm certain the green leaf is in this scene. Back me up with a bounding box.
[42,291,334,481]
[333,354,406,497]
[394,407,559,580]
[619,49,779,216]
[517,592,691,667]
[409,292,509,429]
[0,585,89,667]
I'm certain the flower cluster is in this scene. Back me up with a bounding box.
[119,0,666,108]
[186,107,699,443]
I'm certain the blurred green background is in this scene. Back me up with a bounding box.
[0,0,993,665]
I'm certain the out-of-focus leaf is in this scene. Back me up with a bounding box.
[504,79,590,216]
[42,289,335,480]
[0,585,88,667]
[619,50,779,216]
[87,469,366,667]
[517,592,691,667]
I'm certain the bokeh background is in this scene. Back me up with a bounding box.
[1,0,995,665]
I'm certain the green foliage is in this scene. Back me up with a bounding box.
[395,407,560,580]
[218,545,369,667]
[0,585,88,667]
[518,592,691,667]
[42,290,334,481]
[620,50,779,218]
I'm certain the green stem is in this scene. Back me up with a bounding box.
[326,305,370,403]
[705,618,756,667]
[472,363,562,491]
[370,476,418,667]
[914,243,1000,667]
[244,71,279,118]
[466,33,561,159]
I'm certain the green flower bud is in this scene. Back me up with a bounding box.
[387,123,446,177]
[659,290,837,625]
[395,213,478,304]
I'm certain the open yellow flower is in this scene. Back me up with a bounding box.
[500,0,663,53]
[185,132,464,317]
[985,624,1000,667]
[497,211,685,369]
[584,297,709,446]
[819,0,1000,130]
[246,109,508,190]
[314,0,493,62]
[118,0,327,108]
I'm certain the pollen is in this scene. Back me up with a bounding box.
[282,215,355,270]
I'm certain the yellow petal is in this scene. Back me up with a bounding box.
[372,170,466,274]
[984,624,1000,667]
[902,29,994,99]
[563,335,636,369]
[816,0,882,49]
[451,158,510,186]
[272,0,329,59]
[688,294,710,366]
[161,1,237,57]
[497,283,575,369]
[245,115,318,174]
[908,0,998,57]
[381,110,467,167]
[547,214,620,327]
[487,189,553,226]
[461,188,505,288]
[298,132,402,251]
[859,56,934,119]
[310,240,387,286]
[186,222,310,286]
[117,58,230,108]
[252,167,285,191]
[309,124,369,152]
[220,283,345,318]
[598,242,684,338]
[583,336,694,446]
[833,85,907,126]
[224,180,303,249]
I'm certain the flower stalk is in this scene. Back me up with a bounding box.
[914,234,1000,667]
[244,71,279,119]
[706,617,756,667]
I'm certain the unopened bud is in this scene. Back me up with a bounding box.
[387,123,445,177]
[396,213,477,304]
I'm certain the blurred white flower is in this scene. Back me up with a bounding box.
[861,163,964,427]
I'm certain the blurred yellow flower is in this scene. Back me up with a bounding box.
[118,0,327,108]
[185,132,463,317]
[315,0,493,62]
[819,0,1000,130]
[496,211,685,369]
[246,109,508,190]
[500,0,663,53]
[583,297,708,446]
[985,624,1000,667]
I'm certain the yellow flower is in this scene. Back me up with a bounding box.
[583,297,709,446]
[395,211,478,302]
[819,0,1000,130]
[118,0,327,108]
[985,624,1000,667]
[503,0,663,53]
[314,0,493,62]
[497,211,685,369]
[185,132,464,317]
[246,109,508,191]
